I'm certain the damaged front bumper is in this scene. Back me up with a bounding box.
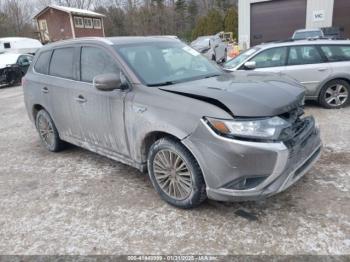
[182,116,322,202]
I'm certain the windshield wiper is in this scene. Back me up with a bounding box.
[148,81,176,87]
[204,73,221,79]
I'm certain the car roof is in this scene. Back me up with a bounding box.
[0,53,22,59]
[39,36,181,52]
[255,39,350,49]
[294,29,322,33]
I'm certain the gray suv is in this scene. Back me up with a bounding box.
[23,37,322,208]
[224,39,350,109]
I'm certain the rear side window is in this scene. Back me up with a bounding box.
[80,47,119,83]
[49,47,75,79]
[249,47,287,68]
[34,51,52,74]
[321,45,350,62]
[287,46,323,65]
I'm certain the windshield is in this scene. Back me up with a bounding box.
[115,41,222,86]
[293,31,323,40]
[223,47,260,69]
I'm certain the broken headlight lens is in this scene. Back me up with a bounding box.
[205,116,290,140]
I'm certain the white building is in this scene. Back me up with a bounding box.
[238,0,349,49]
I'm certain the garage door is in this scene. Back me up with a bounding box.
[250,0,307,46]
[333,0,350,39]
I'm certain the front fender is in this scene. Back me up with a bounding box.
[125,85,232,164]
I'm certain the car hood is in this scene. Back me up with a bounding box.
[160,71,305,117]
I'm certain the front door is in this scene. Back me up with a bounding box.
[70,45,130,157]
[245,46,288,74]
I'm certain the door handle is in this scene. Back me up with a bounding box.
[41,87,49,93]
[133,105,147,114]
[75,95,87,103]
[318,68,328,71]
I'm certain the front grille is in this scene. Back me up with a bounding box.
[278,105,311,144]
[223,176,267,190]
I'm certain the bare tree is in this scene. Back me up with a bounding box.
[1,0,35,36]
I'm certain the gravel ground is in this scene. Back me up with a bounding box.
[0,86,349,255]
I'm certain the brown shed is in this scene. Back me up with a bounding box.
[34,5,105,44]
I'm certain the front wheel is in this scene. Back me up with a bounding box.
[319,80,349,109]
[147,138,207,209]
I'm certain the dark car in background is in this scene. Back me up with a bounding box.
[0,53,33,87]
[23,37,321,208]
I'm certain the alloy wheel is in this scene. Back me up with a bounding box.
[37,114,55,147]
[153,149,193,200]
[325,84,349,107]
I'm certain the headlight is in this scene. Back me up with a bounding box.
[205,116,290,140]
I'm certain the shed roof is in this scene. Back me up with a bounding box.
[34,5,105,19]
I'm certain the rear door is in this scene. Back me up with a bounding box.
[282,45,331,97]
[319,44,350,73]
[69,45,130,156]
[47,46,81,140]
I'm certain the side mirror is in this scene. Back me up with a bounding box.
[93,73,122,91]
[244,61,256,70]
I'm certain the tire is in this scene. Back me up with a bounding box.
[319,79,350,109]
[147,138,207,209]
[35,109,66,152]
[212,54,216,62]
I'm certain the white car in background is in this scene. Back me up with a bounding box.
[0,37,42,55]
[191,34,227,63]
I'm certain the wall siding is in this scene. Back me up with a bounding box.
[37,9,73,42]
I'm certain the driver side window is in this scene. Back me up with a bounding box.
[80,46,120,83]
[249,47,287,68]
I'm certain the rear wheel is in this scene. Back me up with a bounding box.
[35,109,66,152]
[319,79,349,109]
[147,138,207,209]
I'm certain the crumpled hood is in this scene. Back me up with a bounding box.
[160,71,305,117]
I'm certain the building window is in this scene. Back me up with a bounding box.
[74,16,84,28]
[93,18,102,29]
[84,18,93,28]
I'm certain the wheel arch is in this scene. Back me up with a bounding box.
[317,75,350,98]
[140,131,181,163]
[32,104,45,120]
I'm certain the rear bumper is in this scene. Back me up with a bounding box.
[183,117,322,202]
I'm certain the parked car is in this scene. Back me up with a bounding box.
[0,53,33,87]
[0,37,42,55]
[23,37,321,208]
[292,29,324,40]
[223,39,350,109]
[191,34,227,63]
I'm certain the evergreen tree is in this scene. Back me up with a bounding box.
[224,7,238,39]
[192,16,208,39]
[206,9,223,35]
